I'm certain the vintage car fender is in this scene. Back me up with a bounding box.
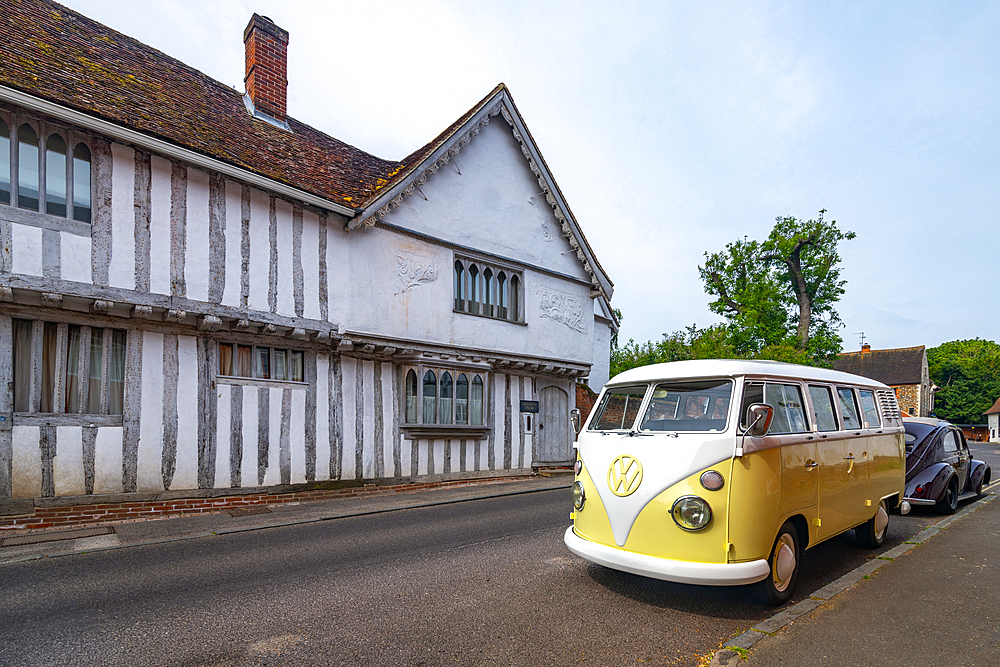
[968,460,992,494]
[904,462,955,505]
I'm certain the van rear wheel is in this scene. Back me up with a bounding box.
[856,499,888,548]
[758,521,800,606]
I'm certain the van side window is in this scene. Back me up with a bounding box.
[837,388,862,430]
[764,383,809,434]
[808,385,839,432]
[858,390,881,428]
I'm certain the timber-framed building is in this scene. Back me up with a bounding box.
[0,0,616,508]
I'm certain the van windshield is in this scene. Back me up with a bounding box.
[589,385,648,431]
[640,380,733,432]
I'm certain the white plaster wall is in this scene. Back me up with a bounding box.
[10,223,42,276]
[221,179,243,308]
[185,168,210,302]
[301,210,321,321]
[137,331,164,492]
[263,386,282,486]
[340,357,357,480]
[214,383,231,489]
[316,354,331,481]
[382,120,589,280]
[326,215,350,325]
[590,317,612,391]
[11,426,41,498]
[290,389,306,484]
[61,232,91,283]
[149,155,172,295]
[240,385,259,486]
[380,362,394,478]
[347,230,593,364]
[109,143,135,290]
[93,427,123,494]
[275,199,294,317]
[247,189,270,312]
[54,427,85,496]
[172,335,199,490]
[360,360,375,479]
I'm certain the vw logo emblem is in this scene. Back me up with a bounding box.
[608,455,643,497]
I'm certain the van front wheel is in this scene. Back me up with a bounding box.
[758,521,800,606]
[856,499,888,548]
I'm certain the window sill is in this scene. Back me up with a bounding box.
[400,424,490,440]
[453,308,527,326]
[217,376,307,388]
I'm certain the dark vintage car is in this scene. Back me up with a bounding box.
[903,417,991,513]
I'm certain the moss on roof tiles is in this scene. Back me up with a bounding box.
[1,0,404,208]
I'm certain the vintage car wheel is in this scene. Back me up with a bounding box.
[937,478,959,514]
[758,521,800,606]
[975,477,985,499]
[857,499,889,548]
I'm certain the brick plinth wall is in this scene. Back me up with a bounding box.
[0,476,529,532]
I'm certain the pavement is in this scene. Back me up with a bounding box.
[710,484,1000,667]
[4,472,997,667]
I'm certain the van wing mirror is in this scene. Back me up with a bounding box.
[570,408,582,434]
[745,403,774,437]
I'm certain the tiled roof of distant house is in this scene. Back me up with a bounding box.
[984,397,1000,416]
[0,0,495,210]
[834,346,926,386]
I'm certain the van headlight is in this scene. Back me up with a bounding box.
[572,481,586,510]
[671,495,712,531]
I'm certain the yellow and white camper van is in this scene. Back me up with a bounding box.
[565,359,908,604]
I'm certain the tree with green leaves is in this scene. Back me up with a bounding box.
[699,210,855,358]
[928,339,1000,424]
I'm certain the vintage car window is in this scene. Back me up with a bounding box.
[589,385,647,431]
[837,388,862,430]
[904,421,935,453]
[764,383,809,434]
[808,385,839,432]
[942,430,958,453]
[858,390,881,428]
[640,380,733,432]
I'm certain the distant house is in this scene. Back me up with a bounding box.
[834,344,934,417]
[985,398,1000,443]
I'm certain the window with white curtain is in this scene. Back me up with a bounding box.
[12,318,126,415]
[218,342,304,382]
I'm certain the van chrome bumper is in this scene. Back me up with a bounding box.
[564,527,770,586]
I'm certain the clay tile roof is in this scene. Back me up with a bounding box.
[834,346,926,386]
[985,397,1000,416]
[0,0,410,208]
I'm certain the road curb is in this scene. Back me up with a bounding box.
[708,491,998,667]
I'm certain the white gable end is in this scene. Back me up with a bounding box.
[378,119,589,282]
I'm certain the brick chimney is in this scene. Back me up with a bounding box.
[244,14,289,122]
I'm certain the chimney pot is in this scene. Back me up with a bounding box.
[861,343,871,353]
[244,13,289,123]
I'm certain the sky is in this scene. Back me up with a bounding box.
[64,0,1000,353]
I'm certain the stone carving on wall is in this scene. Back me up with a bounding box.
[535,287,587,333]
[396,254,437,294]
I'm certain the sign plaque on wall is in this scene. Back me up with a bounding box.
[519,400,539,413]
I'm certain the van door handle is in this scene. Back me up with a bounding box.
[805,461,818,470]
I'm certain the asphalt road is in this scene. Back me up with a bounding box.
[0,478,983,667]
